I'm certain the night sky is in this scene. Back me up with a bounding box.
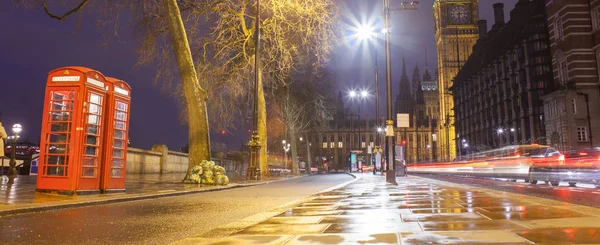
[0,0,518,150]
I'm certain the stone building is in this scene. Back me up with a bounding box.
[394,60,440,163]
[307,92,381,170]
[433,0,480,161]
[543,0,600,151]
[452,1,553,152]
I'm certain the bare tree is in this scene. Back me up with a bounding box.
[15,0,339,180]
[193,0,339,178]
[275,86,309,175]
[14,0,213,181]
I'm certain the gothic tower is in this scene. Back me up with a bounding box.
[433,0,479,161]
[395,59,413,117]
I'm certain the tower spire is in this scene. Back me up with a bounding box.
[425,45,428,68]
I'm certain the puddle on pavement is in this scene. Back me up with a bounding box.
[400,230,532,245]
[401,213,487,222]
[290,233,398,245]
[324,222,422,233]
[419,220,527,231]
[481,208,587,220]
[514,228,600,244]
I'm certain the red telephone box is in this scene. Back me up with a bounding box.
[36,66,111,195]
[101,77,131,192]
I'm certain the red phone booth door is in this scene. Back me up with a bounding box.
[78,90,105,190]
[40,89,78,190]
[105,99,129,190]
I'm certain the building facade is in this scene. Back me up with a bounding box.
[394,60,440,163]
[543,0,600,151]
[433,0,480,161]
[452,1,553,153]
[307,93,382,170]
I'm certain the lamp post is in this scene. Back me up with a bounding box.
[247,0,261,180]
[283,142,290,170]
[383,0,418,183]
[496,128,505,147]
[349,89,369,172]
[356,24,382,149]
[8,124,22,181]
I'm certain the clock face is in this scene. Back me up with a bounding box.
[448,4,471,24]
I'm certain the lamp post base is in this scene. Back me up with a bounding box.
[246,132,261,181]
[386,170,396,184]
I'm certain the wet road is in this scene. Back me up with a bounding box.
[0,174,353,245]
[415,174,600,208]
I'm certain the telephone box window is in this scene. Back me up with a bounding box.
[82,92,103,178]
[111,100,129,178]
[43,90,75,177]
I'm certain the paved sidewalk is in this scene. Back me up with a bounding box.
[174,173,600,244]
[0,173,300,215]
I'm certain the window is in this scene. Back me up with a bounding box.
[559,59,568,85]
[330,142,335,148]
[361,142,366,148]
[554,17,564,41]
[338,142,343,148]
[577,126,588,142]
[571,98,577,114]
[593,8,600,30]
[322,142,327,149]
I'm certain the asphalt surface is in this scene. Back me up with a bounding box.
[415,174,600,208]
[0,174,353,245]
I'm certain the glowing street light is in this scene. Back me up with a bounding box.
[497,128,505,134]
[356,25,376,40]
[8,124,22,181]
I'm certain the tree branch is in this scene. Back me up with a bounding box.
[42,0,90,22]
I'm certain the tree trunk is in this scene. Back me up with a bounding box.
[305,134,312,172]
[290,129,299,175]
[164,0,211,180]
[256,70,269,178]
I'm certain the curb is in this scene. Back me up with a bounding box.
[0,175,307,217]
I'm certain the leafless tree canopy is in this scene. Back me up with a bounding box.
[15,0,339,132]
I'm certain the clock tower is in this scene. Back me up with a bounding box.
[433,0,479,161]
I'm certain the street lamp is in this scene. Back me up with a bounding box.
[356,25,376,40]
[349,89,369,172]
[283,142,291,169]
[384,0,418,183]
[353,22,382,173]
[8,124,22,181]
[247,0,262,181]
[495,128,505,147]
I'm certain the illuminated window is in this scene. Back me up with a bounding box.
[577,126,588,142]
[361,142,366,148]
[370,142,374,148]
[338,142,343,148]
[322,142,327,149]
[330,142,335,148]
[554,17,563,41]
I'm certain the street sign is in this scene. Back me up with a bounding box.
[29,154,39,175]
[397,113,409,128]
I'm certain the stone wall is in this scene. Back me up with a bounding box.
[125,145,236,175]
[126,147,163,174]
